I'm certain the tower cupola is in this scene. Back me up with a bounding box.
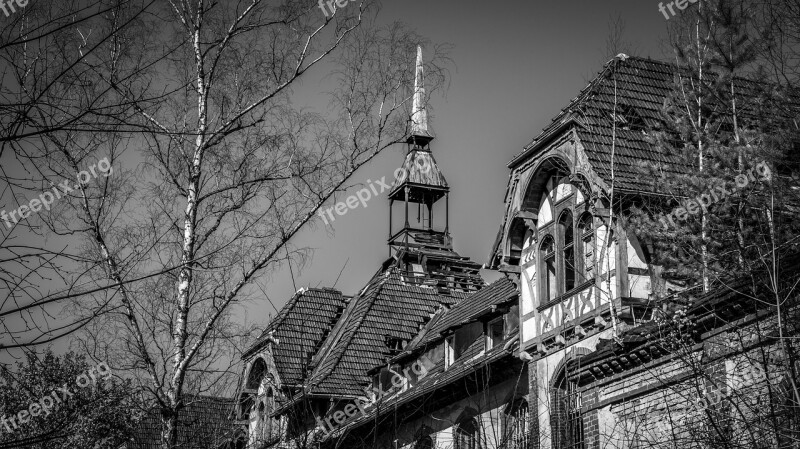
[388,46,451,253]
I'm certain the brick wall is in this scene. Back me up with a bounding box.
[572,313,796,449]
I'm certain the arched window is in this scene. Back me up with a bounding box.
[240,358,268,419]
[246,359,268,390]
[414,436,434,449]
[509,218,529,264]
[559,211,576,292]
[550,369,584,449]
[506,401,530,449]
[455,418,481,449]
[578,213,594,281]
[540,236,557,302]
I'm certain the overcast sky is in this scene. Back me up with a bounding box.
[254,0,671,321]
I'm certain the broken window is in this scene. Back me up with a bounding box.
[454,322,483,360]
[609,104,646,131]
[455,418,481,449]
[487,317,504,350]
[550,368,585,449]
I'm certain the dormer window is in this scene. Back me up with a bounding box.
[386,336,406,353]
[487,317,504,350]
[609,104,646,131]
[454,418,481,449]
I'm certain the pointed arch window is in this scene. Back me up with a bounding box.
[550,369,584,449]
[240,358,268,419]
[540,236,557,302]
[505,400,530,449]
[455,418,481,449]
[559,211,576,292]
[536,176,597,305]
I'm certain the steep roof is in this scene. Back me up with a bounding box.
[408,45,434,144]
[389,149,449,197]
[508,55,778,192]
[314,278,521,441]
[401,277,518,355]
[243,287,347,387]
[299,263,465,398]
[327,328,522,440]
[129,396,240,449]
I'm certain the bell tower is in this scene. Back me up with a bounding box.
[387,47,482,294]
[388,46,452,254]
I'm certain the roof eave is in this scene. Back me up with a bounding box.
[508,117,583,169]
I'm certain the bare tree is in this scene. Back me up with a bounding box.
[0,0,452,447]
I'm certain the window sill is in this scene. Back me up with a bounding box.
[537,278,595,312]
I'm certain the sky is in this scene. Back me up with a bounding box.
[253,0,671,322]
[0,0,678,361]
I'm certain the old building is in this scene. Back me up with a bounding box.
[489,54,798,449]
[236,47,523,449]
[237,52,798,449]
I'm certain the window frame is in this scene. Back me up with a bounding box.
[578,212,595,283]
[454,418,481,449]
[504,400,530,449]
[537,176,593,305]
[486,316,505,350]
[559,210,576,293]
[540,235,557,303]
[445,336,455,369]
[550,370,585,449]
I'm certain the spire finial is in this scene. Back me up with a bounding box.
[409,45,433,145]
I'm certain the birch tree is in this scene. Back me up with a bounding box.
[0,0,452,447]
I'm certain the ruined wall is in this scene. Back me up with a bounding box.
[577,313,795,449]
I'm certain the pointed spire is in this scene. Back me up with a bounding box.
[408,46,433,145]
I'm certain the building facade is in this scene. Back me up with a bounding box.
[236,53,799,449]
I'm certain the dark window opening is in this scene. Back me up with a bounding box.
[506,401,530,449]
[777,141,800,181]
[551,370,585,449]
[609,104,646,131]
[414,436,434,449]
[385,336,406,353]
[454,322,483,360]
[560,211,576,292]
[578,213,594,281]
[541,236,557,302]
[455,418,481,449]
[487,317,504,349]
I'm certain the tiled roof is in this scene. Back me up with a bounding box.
[327,333,521,440]
[509,55,787,192]
[401,277,518,354]
[315,279,521,439]
[389,149,448,194]
[300,264,464,397]
[128,396,240,449]
[244,288,347,387]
